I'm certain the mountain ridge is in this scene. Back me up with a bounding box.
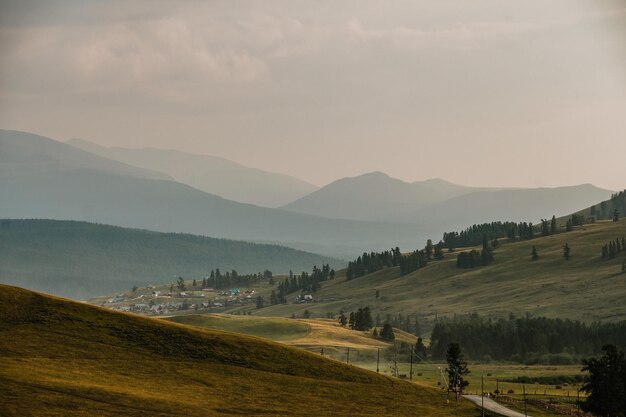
[67,137,318,207]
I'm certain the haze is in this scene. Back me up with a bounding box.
[1,0,624,190]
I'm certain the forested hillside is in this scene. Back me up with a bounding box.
[0,219,342,299]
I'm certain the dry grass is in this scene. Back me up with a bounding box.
[0,285,482,417]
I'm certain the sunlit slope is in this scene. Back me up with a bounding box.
[257,220,626,323]
[167,314,417,357]
[0,285,479,417]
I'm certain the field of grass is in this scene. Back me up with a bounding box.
[0,284,486,417]
[167,314,417,360]
[249,219,626,325]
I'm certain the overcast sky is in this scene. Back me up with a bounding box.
[1,0,624,189]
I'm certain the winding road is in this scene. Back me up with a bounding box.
[463,395,530,417]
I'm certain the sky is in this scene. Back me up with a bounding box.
[1,0,625,190]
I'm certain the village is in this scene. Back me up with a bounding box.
[101,281,317,316]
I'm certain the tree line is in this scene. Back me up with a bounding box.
[200,269,273,290]
[429,313,626,363]
[269,265,335,305]
[601,236,625,259]
[346,248,402,280]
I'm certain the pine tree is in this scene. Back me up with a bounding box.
[531,246,539,261]
[426,239,434,260]
[551,215,557,234]
[380,323,395,341]
[372,327,379,337]
[338,310,347,327]
[445,343,470,394]
[563,243,571,260]
[613,208,620,222]
[256,295,264,309]
[581,345,626,416]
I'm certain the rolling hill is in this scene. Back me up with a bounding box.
[166,314,418,361]
[209,219,626,326]
[0,219,343,299]
[0,284,480,417]
[0,130,427,257]
[68,138,318,207]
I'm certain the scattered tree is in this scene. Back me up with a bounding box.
[531,246,539,261]
[563,243,571,260]
[380,323,395,341]
[176,277,186,291]
[256,295,264,309]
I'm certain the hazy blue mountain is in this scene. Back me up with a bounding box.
[0,130,172,181]
[282,171,491,221]
[411,185,613,232]
[0,131,428,258]
[67,138,318,207]
[0,219,344,299]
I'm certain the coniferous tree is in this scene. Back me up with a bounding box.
[614,208,620,222]
[176,277,186,291]
[434,241,445,260]
[256,295,264,309]
[566,218,573,232]
[415,337,427,361]
[531,246,539,261]
[551,215,557,234]
[581,345,626,416]
[563,243,571,260]
[338,310,348,327]
[426,239,434,260]
[380,323,395,341]
[372,327,379,337]
[445,343,470,393]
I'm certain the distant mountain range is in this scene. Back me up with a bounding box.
[281,171,612,230]
[0,219,343,299]
[282,172,496,221]
[67,138,318,207]
[0,130,427,258]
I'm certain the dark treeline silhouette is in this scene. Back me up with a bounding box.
[270,264,335,304]
[456,236,494,269]
[443,221,534,251]
[203,269,273,290]
[346,248,402,280]
[374,312,423,336]
[347,307,374,331]
[601,237,625,259]
[429,313,626,363]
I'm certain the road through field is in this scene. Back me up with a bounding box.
[463,395,530,417]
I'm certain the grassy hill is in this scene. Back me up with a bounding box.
[218,219,626,326]
[0,284,482,417]
[0,219,342,299]
[166,314,418,360]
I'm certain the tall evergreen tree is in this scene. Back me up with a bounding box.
[445,343,470,394]
[614,208,620,222]
[551,215,557,234]
[581,345,626,416]
[380,323,395,341]
[563,243,571,260]
[531,245,539,261]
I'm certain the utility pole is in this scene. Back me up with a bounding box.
[496,378,499,395]
[409,347,414,381]
[576,388,580,417]
[481,375,485,417]
[523,384,527,417]
[376,348,380,373]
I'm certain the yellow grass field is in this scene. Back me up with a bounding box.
[0,284,485,417]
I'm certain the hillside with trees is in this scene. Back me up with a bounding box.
[0,219,342,299]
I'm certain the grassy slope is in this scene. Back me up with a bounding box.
[167,314,417,359]
[0,284,481,417]
[253,219,626,323]
[0,219,342,299]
